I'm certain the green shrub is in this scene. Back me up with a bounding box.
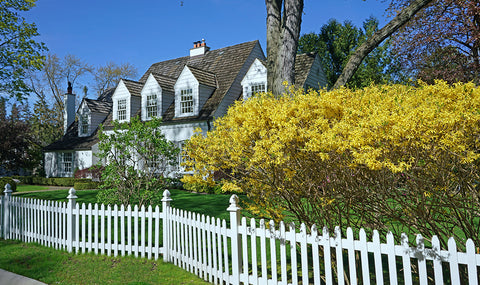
[73,181,100,190]
[183,181,223,194]
[0,177,17,193]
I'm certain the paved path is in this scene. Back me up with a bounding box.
[0,269,46,285]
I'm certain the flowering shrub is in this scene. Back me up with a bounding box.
[183,81,480,248]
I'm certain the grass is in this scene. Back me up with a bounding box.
[14,188,246,220]
[15,184,50,192]
[0,239,207,284]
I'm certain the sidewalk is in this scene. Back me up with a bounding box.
[0,269,46,285]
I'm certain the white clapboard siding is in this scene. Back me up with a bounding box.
[2,186,480,285]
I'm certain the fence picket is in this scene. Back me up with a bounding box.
[335,226,345,285]
[386,232,397,285]
[346,228,357,285]
[289,222,298,285]
[416,234,428,285]
[372,230,384,285]
[311,225,320,285]
[2,190,480,285]
[401,233,412,285]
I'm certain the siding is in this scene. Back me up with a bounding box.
[159,121,209,143]
[214,41,265,118]
[141,75,162,121]
[112,81,131,122]
[241,59,267,99]
[174,67,199,117]
[44,152,56,178]
[303,56,328,90]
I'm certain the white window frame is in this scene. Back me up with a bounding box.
[117,99,127,121]
[80,107,89,135]
[59,152,73,175]
[146,93,158,119]
[180,88,194,115]
[250,82,266,97]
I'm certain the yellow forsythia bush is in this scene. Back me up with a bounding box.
[183,81,480,248]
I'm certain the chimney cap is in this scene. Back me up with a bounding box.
[67,82,73,94]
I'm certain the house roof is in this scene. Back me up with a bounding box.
[141,40,261,121]
[187,65,217,88]
[43,120,100,151]
[151,73,176,93]
[83,98,112,114]
[122,79,143,97]
[294,52,317,87]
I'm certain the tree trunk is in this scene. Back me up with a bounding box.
[266,0,304,96]
[333,0,434,89]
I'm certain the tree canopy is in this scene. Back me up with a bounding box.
[298,17,395,89]
[266,0,434,93]
[0,0,46,99]
[389,0,480,83]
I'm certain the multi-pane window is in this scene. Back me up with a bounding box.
[180,89,193,114]
[117,99,127,121]
[146,94,158,119]
[80,108,89,135]
[60,152,73,174]
[250,83,266,96]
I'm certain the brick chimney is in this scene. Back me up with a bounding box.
[64,82,76,134]
[190,39,210,57]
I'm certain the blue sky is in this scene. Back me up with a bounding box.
[26,0,390,95]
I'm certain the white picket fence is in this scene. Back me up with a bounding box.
[1,184,480,284]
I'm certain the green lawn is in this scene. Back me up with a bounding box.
[14,188,246,220]
[0,239,207,285]
[14,184,50,192]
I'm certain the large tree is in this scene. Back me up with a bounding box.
[0,98,35,172]
[93,62,137,97]
[266,0,434,93]
[0,0,46,99]
[389,0,480,83]
[298,17,395,89]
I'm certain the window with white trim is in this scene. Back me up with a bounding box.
[250,82,265,96]
[146,94,158,119]
[117,99,127,121]
[80,107,89,135]
[180,88,193,114]
[60,152,73,175]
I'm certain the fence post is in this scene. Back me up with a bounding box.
[162,189,172,262]
[227,194,242,285]
[3,183,13,239]
[67,187,77,253]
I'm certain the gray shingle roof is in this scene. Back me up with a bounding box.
[123,79,143,97]
[187,65,217,88]
[84,99,112,114]
[294,52,317,87]
[151,73,176,93]
[142,40,260,121]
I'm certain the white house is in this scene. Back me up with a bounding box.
[43,40,327,178]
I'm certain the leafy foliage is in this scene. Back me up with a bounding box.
[184,82,480,249]
[389,0,480,83]
[0,98,35,172]
[0,0,46,99]
[97,117,179,207]
[298,17,395,89]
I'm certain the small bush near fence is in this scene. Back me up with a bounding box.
[0,177,16,192]
[73,181,101,190]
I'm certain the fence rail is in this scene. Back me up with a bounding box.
[1,184,480,284]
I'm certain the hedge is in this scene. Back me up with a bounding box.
[0,177,17,193]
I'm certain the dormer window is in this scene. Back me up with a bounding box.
[80,107,89,135]
[146,94,158,119]
[180,88,194,114]
[117,99,127,121]
[250,82,266,96]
